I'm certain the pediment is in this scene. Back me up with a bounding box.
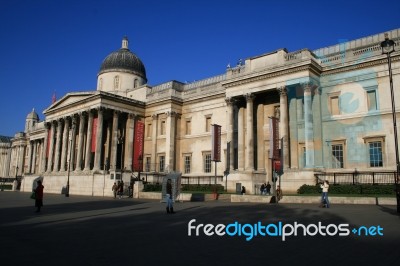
[44,91,97,114]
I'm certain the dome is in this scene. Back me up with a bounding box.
[27,108,39,120]
[98,37,146,80]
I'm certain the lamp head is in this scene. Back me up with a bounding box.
[381,33,395,54]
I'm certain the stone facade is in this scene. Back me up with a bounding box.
[2,29,400,195]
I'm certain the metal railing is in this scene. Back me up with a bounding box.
[181,175,223,186]
[315,171,397,185]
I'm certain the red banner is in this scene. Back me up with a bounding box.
[269,117,280,159]
[46,128,51,158]
[211,124,221,162]
[274,160,281,171]
[91,117,98,152]
[133,120,145,171]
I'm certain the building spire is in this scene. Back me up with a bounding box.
[122,36,129,49]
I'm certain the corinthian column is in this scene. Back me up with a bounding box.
[245,93,255,171]
[32,141,37,173]
[166,111,177,172]
[151,114,158,172]
[84,110,94,171]
[47,122,56,173]
[93,108,104,171]
[75,113,86,171]
[110,110,120,171]
[70,116,77,171]
[225,98,235,172]
[125,113,135,171]
[278,86,290,169]
[238,107,244,171]
[53,120,63,171]
[40,124,50,173]
[61,118,70,171]
[303,83,314,168]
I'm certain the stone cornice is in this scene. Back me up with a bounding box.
[320,54,400,77]
[222,62,322,88]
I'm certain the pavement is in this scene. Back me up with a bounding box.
[0,191,399,266]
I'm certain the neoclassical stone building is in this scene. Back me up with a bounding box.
[4,29,400,195]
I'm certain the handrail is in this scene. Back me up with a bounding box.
[315,171,397,185]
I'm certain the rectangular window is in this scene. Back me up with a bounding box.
[367,90,377,111]
[184,155,191,174]
[186,120,191,135]
[160,121,166,135]
[330,96,340,115]
[204,153,211,173]
[206,117,212,132]
[369,141,383,167]
[297,99,304,120]
[298,144,306,168]
[331,144,344,168]
[159,156,165,172]
[147,123,152,137]
[145,157,151,172]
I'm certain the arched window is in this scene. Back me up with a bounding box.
[134,78,138,88]
[114,76,120,89]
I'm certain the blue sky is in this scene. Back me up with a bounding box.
[0,0,399,136]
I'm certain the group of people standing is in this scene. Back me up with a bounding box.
[260,182,272,195]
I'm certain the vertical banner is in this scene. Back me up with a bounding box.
[269,117,280,159]
[91,117,98,152]
[133,120,145,171]
[211,124,221,162]
[46,128,51,158]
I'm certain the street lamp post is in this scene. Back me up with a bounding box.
[381,33,400,213]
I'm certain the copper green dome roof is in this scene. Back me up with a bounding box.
[98,37,147,80]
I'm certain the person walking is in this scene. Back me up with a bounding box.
[166,179,175,214]
[276,185,283,202]
[34,180,44,213]
[320,180,330,208]
[112,182,118,199]
[118,181,124,199]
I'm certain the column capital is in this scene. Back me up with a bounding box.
[301,82,318,93]
[151,113,158,120]
[166,111,177,117]
[314,86,321,95]
[75,111,84,117]
[80,111,88,118]
[245,93,255,102]
[95,106,105,114]
[128,113,136,119]
[277,86,288,96]
[225,97,236,106]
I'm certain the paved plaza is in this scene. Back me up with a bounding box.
[1,191,399,266]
